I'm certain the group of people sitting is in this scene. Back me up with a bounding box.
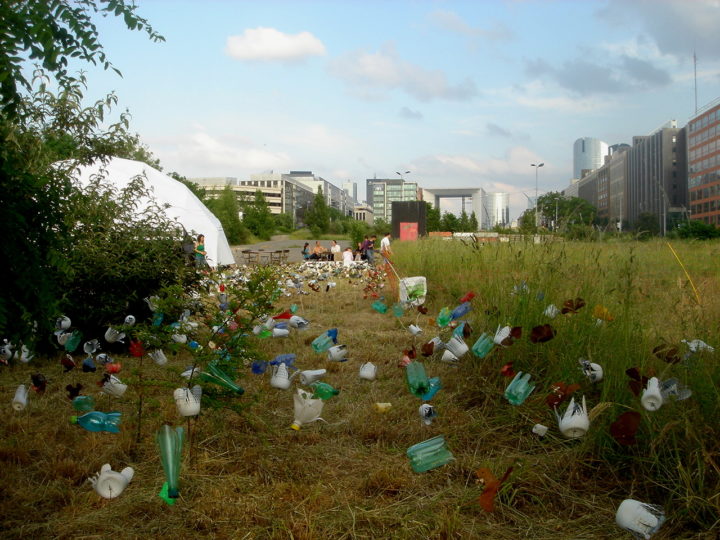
[302,234,392,268]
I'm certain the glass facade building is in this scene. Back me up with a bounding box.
[688,98,720,226]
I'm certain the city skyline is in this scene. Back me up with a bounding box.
[74,0,720,221]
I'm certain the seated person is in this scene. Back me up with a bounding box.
[309,241,327,260]
[301,242,311,260]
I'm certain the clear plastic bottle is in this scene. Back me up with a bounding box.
[70,411,121,433]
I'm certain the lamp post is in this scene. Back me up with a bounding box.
[396,170,410,180]
[530,162,544,228]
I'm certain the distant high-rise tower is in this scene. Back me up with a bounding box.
[573,137,609,179]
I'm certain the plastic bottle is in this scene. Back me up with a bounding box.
[504,372,535,405]
[371,300,388,314]
[199,362,244,394]
[392,303,405,317]
[472,333,495,359]
[72,395,95,412]
[64,330,83,353]
[406,362,442,400]
[450,302,471,321]
[436,307,452,327]
[12,385,29,411]
[70,411,122,433]
[156,425,184,501]
[310,381,340,400]
[406,435,454,473]
[291,389,325,430]
[311,333,334,353]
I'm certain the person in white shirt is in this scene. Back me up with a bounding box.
[342,247,354,268]
[330,240,341,261]
[380,232,392,264]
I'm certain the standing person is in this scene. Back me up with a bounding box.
[380,232,392,266]
[359,236,369,261]
[194,234,207,268]
[366,235,376,265]
[330,240,341,261]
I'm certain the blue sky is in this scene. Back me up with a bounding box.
[81,0,720,220]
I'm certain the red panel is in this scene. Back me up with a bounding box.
[400,222,418,241]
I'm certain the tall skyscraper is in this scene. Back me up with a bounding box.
[573,137,609,179]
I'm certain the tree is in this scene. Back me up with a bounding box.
[0,1,163,117]
[441,212,459,232]
[426,202,441,232]
[537,192,597,231]
[635,212,660,237]
[242,190,275,241]
[304,186,330,237]
[272,213,294,233]
[469,211,479,232]
[458,210,470,232]
[0,1,163,344]
[206,186,248,245]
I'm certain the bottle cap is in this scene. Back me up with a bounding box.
[290,422,301,431]
[70,415,78,424]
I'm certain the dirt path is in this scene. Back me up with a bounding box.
[231,235,353,263]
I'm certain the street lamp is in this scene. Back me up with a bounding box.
[396,170,410,179]
[530,163,544,228]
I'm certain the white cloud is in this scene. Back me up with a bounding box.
[329,43,477,102]
[429,10,513,40]
[150,130,292,177]
[225,27,326,61]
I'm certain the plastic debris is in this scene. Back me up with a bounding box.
[615,499,665,539]
[373,402,392,413]
[71,411,121,433]
[476,466,513,512]
[199,361,244,394]
[532,424,548,437]
[641,377,663,411]
[359,362,377,380]
[291,388,325,430]
[31,373,47,394]
[543,304,560,318]
[555,396,590,438]
[436,307,452,328]
[174,385,202,416]
[104,327,125,344]
[471,333,494,359]
[419,403,437,425]
[310,381,339,400]
[89,464,134,499]
[405,361,442,400]
[150,349,168,366]
[299,369,326,385]
[504,372,535,405]
[445,335,469,359]
[270,363,293,390]
[101,374,127,398]
[610,411,642,446]
[406,435,454,473]
[12,385,28,411]
[579,358,603,383]
[156,425,184,503]
[327,344,348,362]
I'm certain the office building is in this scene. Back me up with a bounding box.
[573,137,609,179]
[687,97,720,226]
[343,181,358,205]
[366,178,420,223]
[287,171,350,216]
[478,190,510,229]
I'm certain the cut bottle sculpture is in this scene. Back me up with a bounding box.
[156,425,184,502]
[406,435,454,473]
[504,372,535,405]
[291,388,325,430]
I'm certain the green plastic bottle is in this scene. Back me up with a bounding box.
[156,425,184,502]
[436,307,452,328]
[405,361,430,398]
[310,381,339,400]
[406,435,454,473]
[72,395,95,412]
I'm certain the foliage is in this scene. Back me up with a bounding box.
[635,212,660,237]
[674,219,720,239]
[469,211,479,232]
[206,185,248,245]
[304,186,330,237]
[346,219,371,249]
[0,1,163,345]
[537,192,597,230]
[440,212,459,232]
[241,190,275,241]
[425,202,441,232]
[272,212,294,233]
[0,0,163,118]
[57,172,194,333]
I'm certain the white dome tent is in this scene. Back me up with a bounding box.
[69,157,235,267]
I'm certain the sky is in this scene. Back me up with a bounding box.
[80,0,720,221]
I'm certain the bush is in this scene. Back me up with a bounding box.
[56,171,195,334]
[674,220,720,240]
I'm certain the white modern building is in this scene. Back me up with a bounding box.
[573,137,609,179]
[478,190,510,230]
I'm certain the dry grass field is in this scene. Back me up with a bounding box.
[0,238,718,539]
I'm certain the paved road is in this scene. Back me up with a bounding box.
[231,235,355,264]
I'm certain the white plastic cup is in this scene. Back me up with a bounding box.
[299,369,326,385]
[12,385,28,411]
[616,499,665,539]
[272,328,290,338]
[440,349,459,363]
[270,363,292,389]
[150,349,168,366]
[174,385,201,416]
[641,377,664,411]
[445,336,469,358]
[90,464,134,499]
[327,345,347,362]
[408,324,422,336]
[102,375,127,398]
[532,424,548,437]
[359,362,377,381]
